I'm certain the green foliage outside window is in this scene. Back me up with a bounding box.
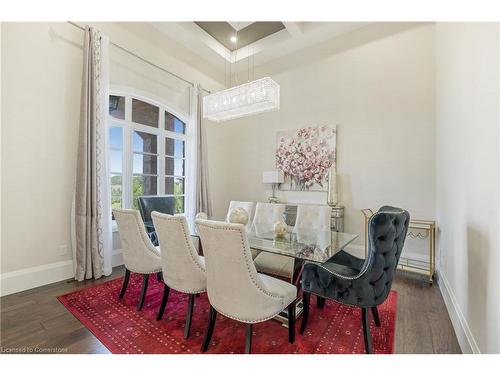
[110,170,184,214]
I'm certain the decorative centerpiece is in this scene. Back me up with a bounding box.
[228,208,249,226]
[273,220,288,238]
[195,212,208,220]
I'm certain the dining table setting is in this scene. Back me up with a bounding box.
[144,214,358,325]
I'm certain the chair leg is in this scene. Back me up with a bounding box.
[156,272,163,282]
[371,306,381,327]
[184,294,195,339]
[156,284,170,321]
[317,296,325,308]
[118,269,131,300]
[201,305,217,352]
[300,292,310,334]
[288,300,296,343]
[361,307,373,354]
[137,274,149,311]
[245,323,253,354]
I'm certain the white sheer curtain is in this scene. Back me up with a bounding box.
[73,26,112,281]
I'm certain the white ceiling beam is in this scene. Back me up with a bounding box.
[283,22,304,37]
[228,22,253,31]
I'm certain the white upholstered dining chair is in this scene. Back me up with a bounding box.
[293,204,332,308]
[249,202,286,260]
[151,212,206,339]
[250,202,286,234]
[226,201,256,232]
[113,208,162,311]
[253,204,333,283]
[195,219,297,354]
[293,204,332,233]
[252,202,295,280]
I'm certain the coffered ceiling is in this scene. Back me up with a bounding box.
[194,22,286,51]
[151,22,370,75]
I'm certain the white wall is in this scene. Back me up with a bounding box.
[1,23,83,278]
[206,23,436,255]
[435,22,500,354]
[0,22,223,295]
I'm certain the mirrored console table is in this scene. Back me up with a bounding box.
[362,208,436,285]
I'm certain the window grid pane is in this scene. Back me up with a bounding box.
[165,177,184,195]
[165,112,185,134]
[132,99,159,128]
[165,157,184,177]
[133,131,158,154]
[108,94,189,213]
[109,127,123,149]
[174,195,185,214]
[110,150,123,174]
[133,175,158,209]
[110,174,123,219]
[133,153,158,175]
[109,96,125,120]
[165,138,185,158]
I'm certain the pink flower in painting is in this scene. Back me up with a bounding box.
[275,126,336,190]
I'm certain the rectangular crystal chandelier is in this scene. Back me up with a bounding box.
[203,77,280,122]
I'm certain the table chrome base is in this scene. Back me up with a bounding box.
[274,298,303,328]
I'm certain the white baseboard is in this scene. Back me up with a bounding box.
[0,251,125,297]
[437,269,481,353]
[0,260,74,297]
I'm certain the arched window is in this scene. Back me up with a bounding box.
[108,93,189,217]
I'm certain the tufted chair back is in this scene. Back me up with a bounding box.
[251,203,286,235]
[138,196,175,223]
[293,204,332,233]
[195,219,292,323]
[226,201,256,232]
[302,206,410,308]
[151,212,206,294]
[113,209,161,274]
[363,206,410,303]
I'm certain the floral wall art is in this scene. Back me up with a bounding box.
[276,125,337,191]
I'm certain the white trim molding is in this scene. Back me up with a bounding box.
[0,253,125,297]
[0,260,74,297]
[437,269,481,354]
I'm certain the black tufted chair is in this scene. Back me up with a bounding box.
[137,196,175,246]
[300,206,410,353]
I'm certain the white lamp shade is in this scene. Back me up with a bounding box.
[263,171,284,184]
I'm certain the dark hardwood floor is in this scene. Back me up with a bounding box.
[0,267,461,354]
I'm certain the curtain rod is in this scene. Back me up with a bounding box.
[67,21,211,93]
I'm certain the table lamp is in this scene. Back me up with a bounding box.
[263,171,284,203]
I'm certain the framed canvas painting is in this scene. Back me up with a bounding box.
[276,125,336,191]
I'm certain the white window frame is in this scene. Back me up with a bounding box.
[108,90,191,226]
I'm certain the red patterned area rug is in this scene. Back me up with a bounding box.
[58,274,397,354]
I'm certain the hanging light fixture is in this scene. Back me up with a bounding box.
[203,27,280,122]
[203,77,280,122]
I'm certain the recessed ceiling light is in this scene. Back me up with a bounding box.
[230,35,238,43]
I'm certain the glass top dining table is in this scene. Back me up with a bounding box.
[144,220,358,264]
